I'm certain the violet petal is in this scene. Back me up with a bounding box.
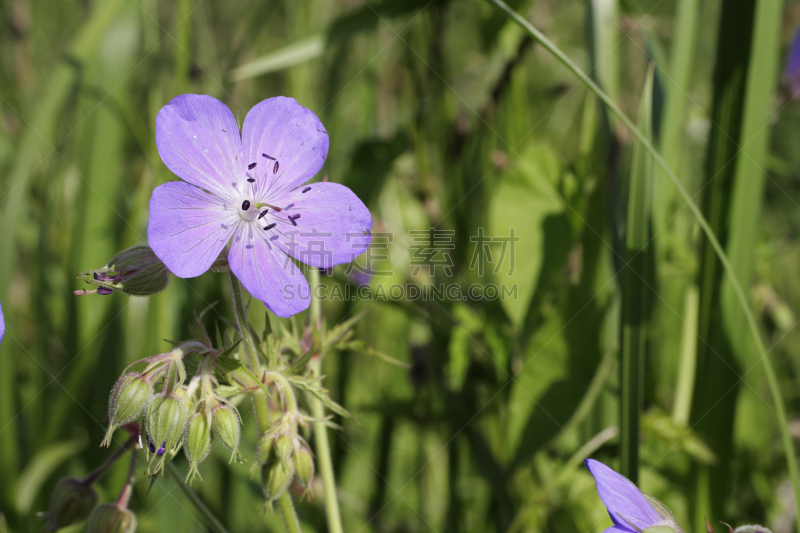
[155,94,243,200]
[0,300,4,346]
[228,224,311,317]
[273,182,373,268]
[148,182,239,278]
[241,97,328,197]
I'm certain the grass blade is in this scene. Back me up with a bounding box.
[620,64,654,484]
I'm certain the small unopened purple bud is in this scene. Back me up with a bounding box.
[86,503,137,533]
[42,477,98,533]
[77,245,169,297]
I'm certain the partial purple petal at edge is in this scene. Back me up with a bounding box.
[0,300,4,345]
[585,459,660,532]
[148,182,239,278]
[228,224,311,318]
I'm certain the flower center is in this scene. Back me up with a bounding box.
[238,199,258,222]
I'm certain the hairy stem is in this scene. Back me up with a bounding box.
[278,491,303,533]
[228,272,261,375]
[83,435,137,485]
[308,268,344,533]
[166,462,230,533]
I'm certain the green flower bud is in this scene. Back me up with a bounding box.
[102,373,153,447]
[293,446,314,488]
[145,393,188,459]
[42,477,98,532]
[86,503,137,533]
[184,412,212,484]
[264,461,294,502]
[76,245,169,297]
[212,404,241,463]
[275,434,293,463]
[255,432,274,464]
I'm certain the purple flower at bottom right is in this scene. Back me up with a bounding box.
[585,458,683,533]
[585,459,773,533]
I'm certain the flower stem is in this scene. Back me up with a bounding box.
[228,272,261,375]
[83,435,137,485]
[278,491,303,533]
[308,268,344,533]
[227,271,303,532]
[166,462,231,533]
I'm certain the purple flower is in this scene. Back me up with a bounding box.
[148,95,372,317]
[585,459,683,533]
[0,300,4,345]
[786,26,800,97]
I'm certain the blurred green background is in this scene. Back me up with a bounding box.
[2,0,800,531]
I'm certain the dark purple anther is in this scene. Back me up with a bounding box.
[258,209,269,220]
[264,223,277,230]
[248,162,257,170]
[289,216,297,226]
[157,441,166,455]
[241,200,250,211]
[97,287,113,295]
[247,178,255,183]
[302,187,311,193]
[262,153,276,160]
[273,161,279,174]
[148,437,156,453]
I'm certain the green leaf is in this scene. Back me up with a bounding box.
[488,143,564,329]
[286,348,314,376]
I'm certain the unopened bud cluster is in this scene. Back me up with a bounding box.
[251,384,315,504]
[102,344,243,479]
